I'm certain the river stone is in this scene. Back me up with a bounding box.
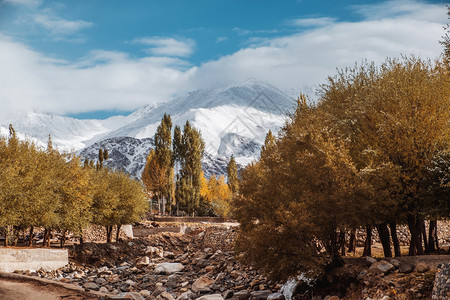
[398,262,414,273]
[250,290,272,300]
[192,276,215,293]
[147,246,164,258]
[166,274,180,288]
[136,256,150,268]
[232,290,250,300]
[158,291,176,300]
[152,286,168,297]
[267,293,285,300]
[196,295,224,300]
[364,256,377,265]
[416,262,429,273]
[370,261,395,274]
[177,291,195,300]
[155,263,184,274]
[389,259,400,268]
[84,282,100,290]
[223,291,234,299]
[140,290,151,298]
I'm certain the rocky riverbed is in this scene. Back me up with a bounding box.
[14,223,450,300]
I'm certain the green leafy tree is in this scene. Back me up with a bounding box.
[226,155,239,194]
[154,114,174,214]
[176,121,205,215]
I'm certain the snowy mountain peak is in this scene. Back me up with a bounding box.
[1,79,296,177]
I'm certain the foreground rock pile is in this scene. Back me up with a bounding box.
[16,224,450,300]
[27,227,282,300]
[347,257,437,299]
[432,263,450,300]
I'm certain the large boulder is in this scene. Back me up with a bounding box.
[154,263,184,274]
[196,295,224,300]
[370,261,395,274]
[192,276,215,293]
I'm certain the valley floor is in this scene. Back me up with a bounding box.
[4,220,450,300]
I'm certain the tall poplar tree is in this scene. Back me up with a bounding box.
[227,155,239,194]
[153,114,174,214]
[176,121,205,215]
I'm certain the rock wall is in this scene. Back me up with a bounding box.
[432,263,450,300]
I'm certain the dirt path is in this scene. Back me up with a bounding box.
[0,278,100,300]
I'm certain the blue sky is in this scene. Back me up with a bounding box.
[0,0,447,119]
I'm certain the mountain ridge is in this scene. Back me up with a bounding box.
[0,79,295,177]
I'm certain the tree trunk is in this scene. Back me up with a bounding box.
[348,229,356,253]
[363,226,372,257]
[12,226,19,246]
[43,229,52,247]
[407,215,417,255]
[389,222,401,257]
[47,229,52,247]
[428,219,438,252]
[415,218,424,255]
[116,224,121,242]
[338,231,346,256]
[328,230,345,267]
[106,226,113,243]
[4,226,9,247]
[162,196,166,215]
[60,229,66,248]
[43,228,48,247]
[376,223,392,258]
[29,226,34,247]
[422,221,429,253]
[407,215,424,256]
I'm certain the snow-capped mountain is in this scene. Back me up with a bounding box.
[0,79,295,177]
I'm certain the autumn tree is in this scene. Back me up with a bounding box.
[154,114,174,214]
[319,57,450,256]
[142,149,170,214]
[234,101,363,281]
[110,170,148,241]
[54,155,93,247]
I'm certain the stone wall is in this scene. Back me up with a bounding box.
[432,263,450,300]
[0,248,68,272]
[151,216,233,223]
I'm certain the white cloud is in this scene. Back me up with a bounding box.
[216,36,228,43]
[353,0,445,22]
[0,33,194,114]
[0,0,446,115]
[134,37,195,57]
[4,0,41,6]
[290,17,337,27]
[232,27,280,36]
[32,14,93,35]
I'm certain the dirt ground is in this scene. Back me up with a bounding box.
[0,279,98,300]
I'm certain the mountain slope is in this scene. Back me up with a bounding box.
[1,80,295,177]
